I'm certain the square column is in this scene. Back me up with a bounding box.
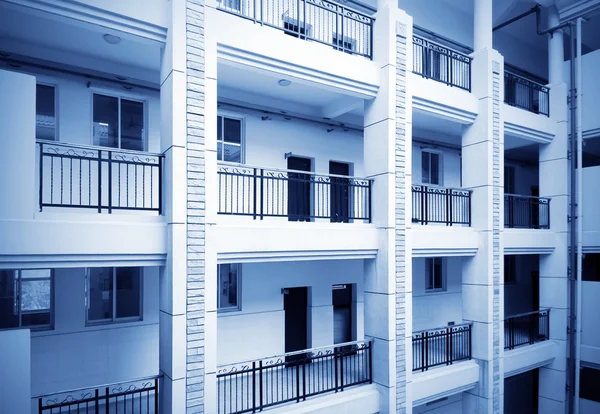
[538,82,569,413]
[364,5,412,413]
[461,48,504,414]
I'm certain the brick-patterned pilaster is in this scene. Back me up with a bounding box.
[395,29,408,414]
[186,0,206,412]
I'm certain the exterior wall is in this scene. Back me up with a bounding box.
[74,0,169,28]
[30,267,160,396]
[564,48,600,135]
[582,166,600,241]
[413,393,462,414]
[412,257,463,332]
[0,330,31,414]
[581,397,600,414]
[220,105,364,175]
[580,281,600,364]
[217,260,365,366]
[504,162,538,196]
[411,144,461,188]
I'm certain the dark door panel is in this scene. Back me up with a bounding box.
[284,287,308,363]
[287,157,311,222]
[329,162,350,223]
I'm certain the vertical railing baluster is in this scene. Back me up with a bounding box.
[260,169,264,220]
[107,151,112,214]
[39,143,44,211]
[105,387,109,414]
[158,156,163,215]
[252,361,256,412]
[97,150,102,213]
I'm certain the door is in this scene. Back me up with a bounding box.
[531,186,540,229]
[284,287,308,363]
[329,162,350,223]
[332,284,353,353]
[287,156,311,222]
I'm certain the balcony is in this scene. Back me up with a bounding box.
[216,341,372,414]
[412,323,472,372]
[504,65,550,117]
[218,163,372,223]
[412,34,472,91]
[504,194,550,229]
[37,141,163,215]
[36,376,159,414]
[411,185,472,226]
[504,309,550,351]
[216,0,373,59]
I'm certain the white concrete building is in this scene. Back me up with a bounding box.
[0,0,599,413]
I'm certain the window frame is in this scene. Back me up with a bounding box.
[0,269,54,331]
[217,263,242,313]
[217,112,245,164]
[425,257,446,292]
[85,267,143,326]
[90,88,148,152]
[35,82,59,142]
[421,150,443,186]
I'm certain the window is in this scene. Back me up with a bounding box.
[580,366,600,402]
[582,253,600,282]
[87,267,142,324]
[217,115,242,163]
[93,93,145,151]
[425,258,445,291]
[504,256,517,284]
[422,151,441,185]
[0,269,53,330]
[36,84,57,141]
[218,263,240,311]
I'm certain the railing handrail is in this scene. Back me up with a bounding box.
[218,161,372,182]
[412,33,472,61]
[36,139,164,158]
[412,183,473,194]
[504,70,550,92]
[217,339,372,369]
[504,63,548,87]
[413,322,472,335]
[33,374,162,399]
[505,308,551,320]
[413,25,473,55]
[504,193,551,202]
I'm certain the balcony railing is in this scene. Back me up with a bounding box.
[218,163,372,222]
[505,309,550,350]
[37,141,163,214]
[37,376,159,414]
[504,194,550,229]
[217,340,372,414]
[504,68,550,116]
[412,34,472,91]
[217,0,373,59]
[412,185,472,226]
[412,323,472,372]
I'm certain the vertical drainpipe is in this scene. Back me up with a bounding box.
[574,16,584,414]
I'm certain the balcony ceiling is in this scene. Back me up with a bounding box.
[0,2,162,85]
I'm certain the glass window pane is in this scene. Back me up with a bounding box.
[120,99,144,151]
[223,144,241,163]
[223,118,241,143]
[93,94,119,148]
[115,267,141,319]
[421,152,430,184]
[0,270,19,329]
[20,270,51,312]
[217,116,222,141]
[431,153,440,185]
[36,85,56,141]
[218,264,239,310]
[88,268,113,321]
[217,142,223,161]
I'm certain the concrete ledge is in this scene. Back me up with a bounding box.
[412,360,479,406]
[411,225,478,257]
[504,341,558,378]
[503,229,556,255]
[504,104,555,143]
[265,384,379,414]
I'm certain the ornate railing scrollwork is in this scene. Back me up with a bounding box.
[412,184,472,226]
[412,323,472,372]
[504,70,550,116]
[505,309,551,350]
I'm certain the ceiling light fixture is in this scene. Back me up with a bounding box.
[103,34,122,45]
[278,79,291,87]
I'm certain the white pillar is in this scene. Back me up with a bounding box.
[547,5,564,84]
[365,5,413,413]
[474,0,493,52]
[461,47,504,414]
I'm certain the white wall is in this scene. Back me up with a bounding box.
[217,259,365,366]
[30,267,159,396]
[581,281,600,365]
[504,255,538,317]
[412,257,463,332]
[504,161,538,196]
[583,166,600,236]
[0,329,31,414]
[77,0,168,29]
[413,393,463,414]
[581,397,600,414]
[565,48,600,135]
[411,143,461,188]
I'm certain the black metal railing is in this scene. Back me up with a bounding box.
[218,163,371,222]
[217,0,373,59]
[217,340,372,414]
[504,194,550,229]
[504,69,550,116]
[37,141,163,214]
[37,376,159,414]
[505,309,550,350]
[412,185,472,226]
[412,324,472,372]
[412,34,472,91]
